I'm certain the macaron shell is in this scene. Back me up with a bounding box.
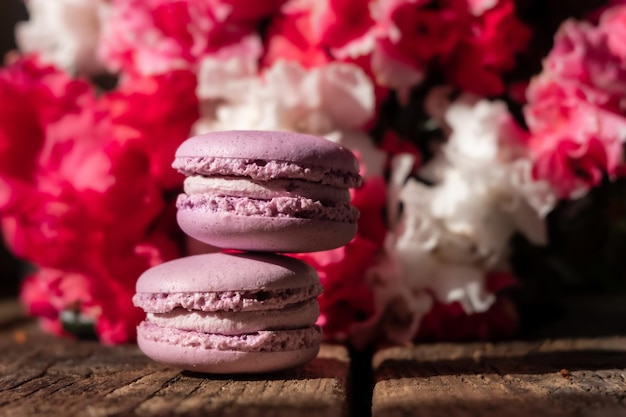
[137,335,320,374]
[173,130,360,175]
[135,252,319,293]
[177,209,357,252]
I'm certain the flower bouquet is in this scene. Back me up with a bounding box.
[1,0,625,347]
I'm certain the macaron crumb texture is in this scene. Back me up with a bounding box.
[134,131,362,374]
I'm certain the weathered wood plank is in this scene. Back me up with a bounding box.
[372,295,626,417]
[372,337,626,417]
[0,306,350,417]
[3,296,626,417]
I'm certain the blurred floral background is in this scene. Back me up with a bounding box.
[0,0,625,347]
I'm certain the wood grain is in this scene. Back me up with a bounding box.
[372,337,626,417]
[0,307,350,417]
[3,296,626,417]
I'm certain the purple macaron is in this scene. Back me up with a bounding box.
[172,130,362,252]
[133,252,323,374]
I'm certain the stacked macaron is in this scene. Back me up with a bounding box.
[133,131,362,373]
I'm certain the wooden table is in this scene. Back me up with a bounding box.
[1,296,625,417]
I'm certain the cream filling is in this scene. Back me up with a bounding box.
[183,175,351,203]
[145,299,320,335]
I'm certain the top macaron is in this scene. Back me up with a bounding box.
[172,130,362,252]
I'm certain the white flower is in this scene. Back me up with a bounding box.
[444,96,507,162]
[365,94,559,342]
[194,60,384,176]
[466,0,499,16]
[16,0,109,75]
[432,94,556,248]
[391,174,497,313]
[195,34,262,101]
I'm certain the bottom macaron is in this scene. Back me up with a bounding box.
[137,322,321,374]
[133,252,324,374]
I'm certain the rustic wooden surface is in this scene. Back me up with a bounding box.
[372,295,626,417]
[0,301,350,417]
[2,296,626,417]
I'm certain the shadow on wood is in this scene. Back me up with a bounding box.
[375,348,626,378]
[372,338,626,417]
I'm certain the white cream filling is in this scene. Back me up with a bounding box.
[146,299,320,335]
[183,176,351,203]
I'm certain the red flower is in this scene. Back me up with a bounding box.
[0,56,92,184]
[100,0,260,75]
[263,0,377,69]
[532,136,618,199]
[378,130,421,174]
[417,271,519,341]
[262,1,332,69]
[315,0,375,50]
[293,177,387,339]
[0,61,186,343]
[106,70,199,190]
[380,2,463,64]
[20,232,180,345]
[417,296,519,342]
[218,0,287,22]
[444,0,531,96]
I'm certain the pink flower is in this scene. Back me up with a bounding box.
[444,0,531,96]
[0,62,186,344]
[99,0,259,75]
[298,237,379,339]
[311,0,375,50]
[524,13,626,198]
[264,0,529,97]
[377,1,463,64]
[262,0,376,69]
[20,232,180,345]
[3,103,165,270]
[20,268,92,338]
[262,2,332,69]
[601,5,626,61]
[366,0,463,95]
[106,70,199,190]
[530,133,621,199]
[544,18,626,110]
[0,56,92,185]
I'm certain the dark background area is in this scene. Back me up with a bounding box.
[0,0,28,299]
[0,1,26,55]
